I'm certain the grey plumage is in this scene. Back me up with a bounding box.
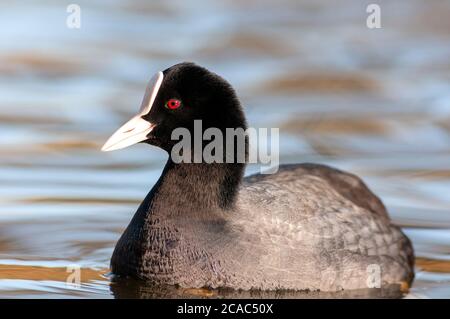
[112,162,414,291]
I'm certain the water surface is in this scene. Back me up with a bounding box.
[1,0,450,298]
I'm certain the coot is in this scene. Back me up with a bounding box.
[102,62,414,291]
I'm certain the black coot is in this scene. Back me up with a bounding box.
[102,62,414,291]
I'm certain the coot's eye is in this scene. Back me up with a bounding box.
[165,99,181,110]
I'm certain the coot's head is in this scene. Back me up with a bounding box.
[102,62,247,153]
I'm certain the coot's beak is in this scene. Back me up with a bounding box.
[102,71,163,152]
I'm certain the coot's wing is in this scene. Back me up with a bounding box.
[244,163,389,220]
[234,163,414,290]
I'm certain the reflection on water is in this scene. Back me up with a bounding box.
[109,278,406,299]
[1,0,450,298]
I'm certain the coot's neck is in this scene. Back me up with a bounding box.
[110,158,245,275]
[146,159,245,219]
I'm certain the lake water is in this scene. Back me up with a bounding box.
[0,0,449,298]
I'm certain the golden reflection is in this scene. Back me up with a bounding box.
[0,265,109,283]
[416,258,450,273]
[21,197,140,205]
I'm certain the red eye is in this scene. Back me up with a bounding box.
[165,99,181,110]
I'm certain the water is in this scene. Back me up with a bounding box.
[1,0,450,298]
